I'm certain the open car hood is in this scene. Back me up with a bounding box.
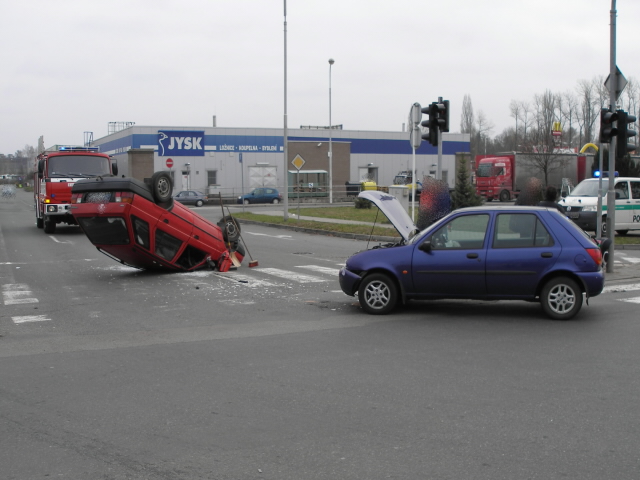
[358,190,419,242]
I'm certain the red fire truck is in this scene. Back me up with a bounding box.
[34,146,117,233]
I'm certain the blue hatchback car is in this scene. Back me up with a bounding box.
[237,188,282,205]
[340,191,607,320]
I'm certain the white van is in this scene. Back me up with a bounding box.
[560,177,640,235]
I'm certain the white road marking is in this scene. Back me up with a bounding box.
[12,315,50,324]
[619,297,640,304]
[49,236,72,244]
[603,283,640,293]
[296,265,340,276]
[259,267,326,283]
[215,272,279,287]
[619,256,640,264]
[2,284,39,305]
[245,232,293,239]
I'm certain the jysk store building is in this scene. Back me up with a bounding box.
[91,125,470,198]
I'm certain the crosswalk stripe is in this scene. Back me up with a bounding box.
[259,267,326,283]
[619,296,640,304]
[12,315,51,324]
[2,284,39,305]
[296,265,340,275]
[619,256,640,264]
[603,283,640,293]
[216,272,279,287]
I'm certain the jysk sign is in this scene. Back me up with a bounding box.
[158,130,204,156]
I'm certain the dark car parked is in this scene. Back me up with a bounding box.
[340,191,607,320]
[173,190,208,207]
[237,188,282,205]
[70,172,244,272]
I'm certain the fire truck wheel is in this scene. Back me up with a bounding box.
[36,216,43,229]
[151,172,173,204]
[499,190,510,202]
[43,216,56,234]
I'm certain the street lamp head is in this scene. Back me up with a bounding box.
[328,58,334,65]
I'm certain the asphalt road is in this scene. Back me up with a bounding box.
[2,189,640,480]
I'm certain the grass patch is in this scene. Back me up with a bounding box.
[287,205,391,223]
[233,205,640,245]
[615,234,640,245]
[232,211,399,238]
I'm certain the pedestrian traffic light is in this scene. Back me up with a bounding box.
[599,108,618,144]
[616,109,637,161]
[421,103,439,147]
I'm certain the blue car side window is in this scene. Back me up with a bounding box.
[430,214,489,249]
[494,214,554,248]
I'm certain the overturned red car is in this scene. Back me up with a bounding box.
[70,172,244,272]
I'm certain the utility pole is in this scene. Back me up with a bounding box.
[283,0,289,220]
[606,0,617,273]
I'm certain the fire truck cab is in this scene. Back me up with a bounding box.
[35,146,117,233]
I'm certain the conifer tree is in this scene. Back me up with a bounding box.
[450,156,484,210]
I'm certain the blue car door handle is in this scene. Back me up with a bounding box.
[467,253,479,259]
[541,252,553,258]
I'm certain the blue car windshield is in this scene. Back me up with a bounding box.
[406,214,450,245]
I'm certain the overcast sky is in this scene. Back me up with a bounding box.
[2,0,639,155]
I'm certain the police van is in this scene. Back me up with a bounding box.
[560,176,640,235]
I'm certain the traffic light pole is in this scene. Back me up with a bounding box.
[436,97,444,180]
[437,129,442,180]
[606,0,617,273]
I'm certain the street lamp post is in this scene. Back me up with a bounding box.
[329,58,334,204]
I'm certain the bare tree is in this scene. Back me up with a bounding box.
[509,100,522,151]
[460,94,474,135]
[475,111,494,156]
[560,91,579,149]
[521,90,566,187]
[576,79,600,145]
[622,78,639,149]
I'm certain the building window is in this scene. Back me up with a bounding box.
[207,170,218,185]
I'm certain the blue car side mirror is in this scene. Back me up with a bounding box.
[419,240,432,253]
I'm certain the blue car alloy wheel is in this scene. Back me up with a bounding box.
[358,273,398,315]
[540,276,583,320]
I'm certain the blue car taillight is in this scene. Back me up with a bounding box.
[585,248,603,266]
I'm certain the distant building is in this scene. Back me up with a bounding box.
[90,125,470,197]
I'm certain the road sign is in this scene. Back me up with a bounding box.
[605,66,628,101]
[408,103,422,149]
[166,158,174,168]
[292,154,305,170]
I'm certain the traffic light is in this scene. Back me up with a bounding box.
[599,108,618,144]
[616,109,637,161]
[419,99,450,147]
[421,103,439,146]
[438,100,450,133]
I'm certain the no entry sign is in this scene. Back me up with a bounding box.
[166,158,174,168]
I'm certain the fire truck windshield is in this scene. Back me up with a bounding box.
[48,155,111,177]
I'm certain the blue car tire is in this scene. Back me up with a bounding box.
[541,276,583,320]
[358,273,398,315]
